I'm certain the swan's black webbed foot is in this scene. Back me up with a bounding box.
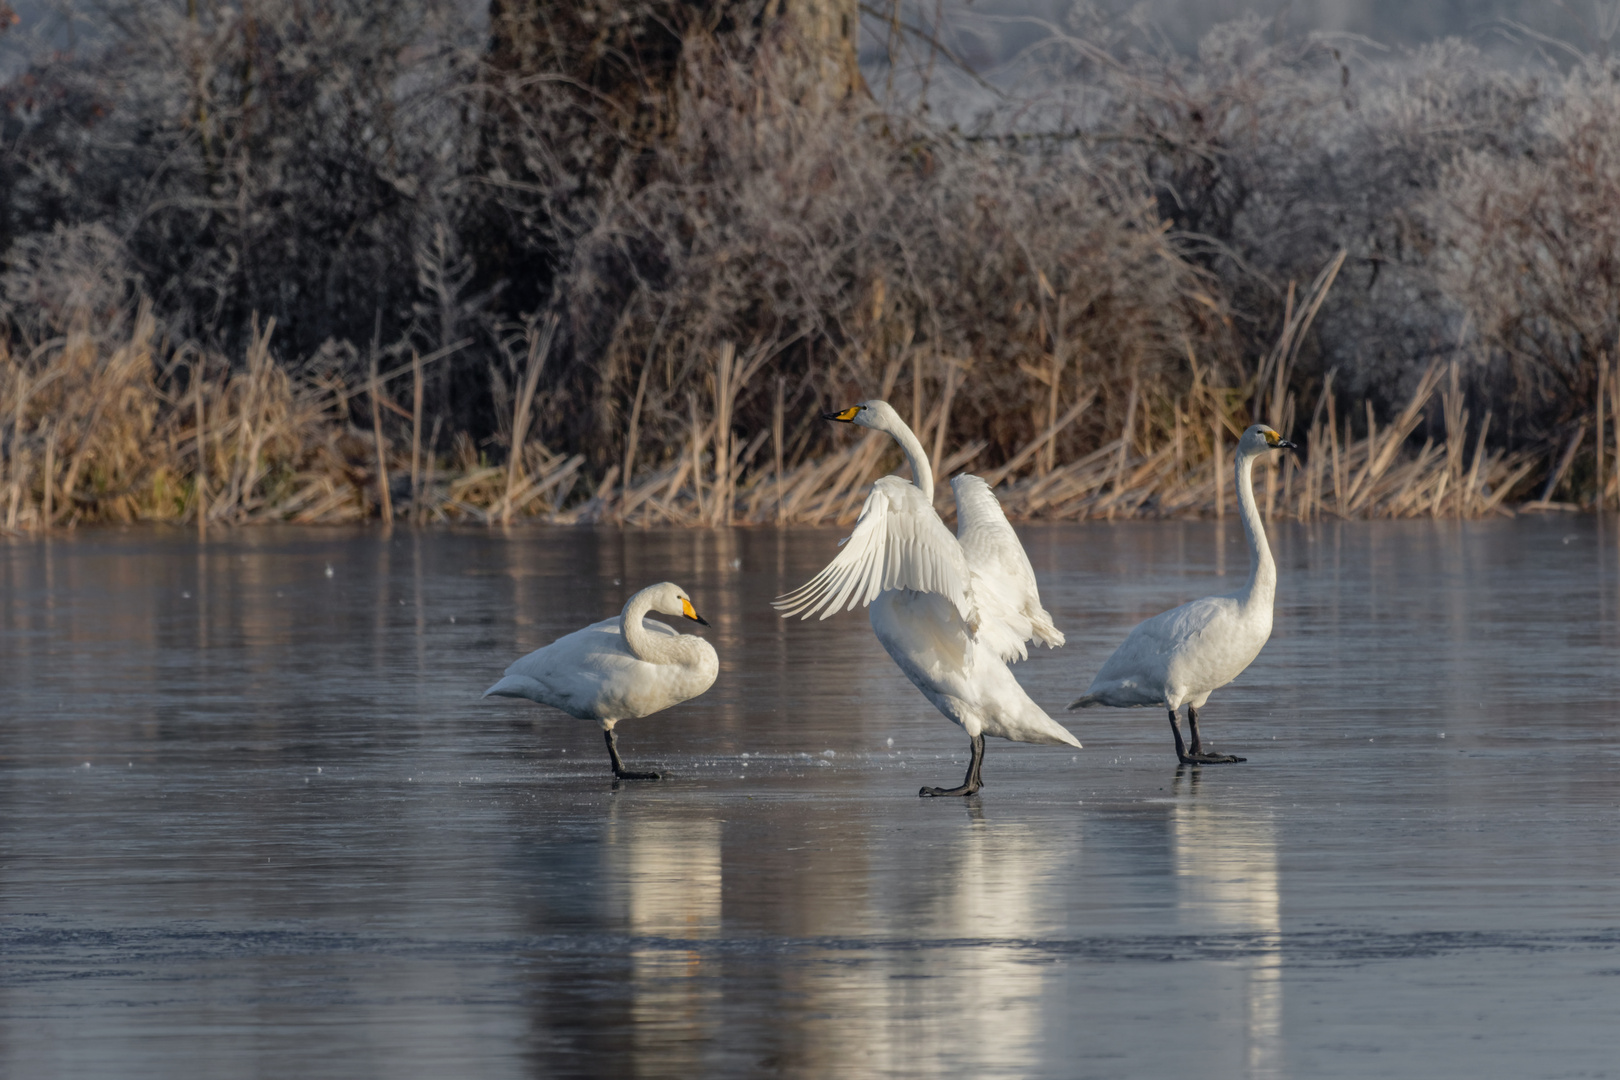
[919,733,984,798]
[919,781,980,797]
[604,729,662,781]
[1171,706,1247,766]
[1177,751,1246,765]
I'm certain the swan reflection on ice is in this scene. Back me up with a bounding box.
[774,804,1065,1076]
[608,811,723,1071]
[1171,770,1283,1079]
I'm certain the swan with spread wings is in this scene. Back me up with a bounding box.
[774,400,1079,797]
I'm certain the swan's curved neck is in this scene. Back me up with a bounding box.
[875,414,934,501]
[619,590,681,664]
[1235,448,1276,609]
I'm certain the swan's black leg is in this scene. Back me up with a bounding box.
[1168,708,1189,760]
[604,729,662,780]
[920,733,984,797]
[1181,705,1246,765]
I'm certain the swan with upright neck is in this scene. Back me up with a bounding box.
[1068,424,1295,764]
[484,582,717,780]
[774,399,1079,797]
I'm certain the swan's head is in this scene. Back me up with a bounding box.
[823,399,900,433]
[1239,424,1297,456]
[644,582,710,626]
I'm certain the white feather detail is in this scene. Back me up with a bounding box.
[772,475,972,622]
[951,474,1066,663]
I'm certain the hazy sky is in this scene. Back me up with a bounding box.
[1092,0,1617,48]
[868,0,1620,70]
[2,2,1614,86]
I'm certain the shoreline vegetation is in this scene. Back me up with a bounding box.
[3,285,1604,532]
[2,4,1618,532]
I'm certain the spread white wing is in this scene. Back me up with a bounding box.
[951,474,1065,663]
[773,475,971,621]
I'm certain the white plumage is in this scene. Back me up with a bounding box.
[1069,424,1295,764]
[484,581,718,780]
[775,474,972,624]
[775,400,1078,797]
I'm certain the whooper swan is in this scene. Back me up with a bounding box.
[1068,424,1296,765]
[774,400,1079,797]
[484,582,718,780]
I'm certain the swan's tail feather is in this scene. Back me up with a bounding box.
[1068,679,1165,709]
[484,675,545,700]
[1001,698,1083,748]
[1039,722,1084,749]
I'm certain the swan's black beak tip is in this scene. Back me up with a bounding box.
[1276,439,1298,451]
[690,613,711,626]
[822,411,850,423]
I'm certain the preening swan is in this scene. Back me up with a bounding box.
[483,582,718,780]
[1068,424,1296,765]
[774,400,1079,797]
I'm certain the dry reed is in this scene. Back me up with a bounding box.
[0,286,1573,534]
[583,353,1551,528]
[0,308,591,531]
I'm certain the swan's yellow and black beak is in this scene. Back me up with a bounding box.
[1262,428,1298,451]
[680,597,711,626]
[823,405,862,423]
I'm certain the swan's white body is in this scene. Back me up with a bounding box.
[484,582,717,779]
[1070,425,1292,761]
[775,401,1079,790]
[1077,588,1270,713]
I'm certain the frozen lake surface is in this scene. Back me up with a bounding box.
[2,518,1617,1078]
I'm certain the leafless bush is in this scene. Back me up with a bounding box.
[0,0,481,375]
[1425,59,1620,429]
[966,11,1614,498]
[510,25,1215,487]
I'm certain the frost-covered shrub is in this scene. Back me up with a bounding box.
[0,1,479,382]
[1425,60,1620,427]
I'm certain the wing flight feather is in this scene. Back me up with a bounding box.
[951,474,1065,662]
[773,476,971,621]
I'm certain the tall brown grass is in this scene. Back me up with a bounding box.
[591,350,1550,528]
[0,242,1577,533]
[582,249,1552,526]
[0,307,593,530]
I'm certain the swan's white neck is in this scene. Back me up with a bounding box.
[619,589,682,664]
[873,413,934,501]
[1234,447,1276,611]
